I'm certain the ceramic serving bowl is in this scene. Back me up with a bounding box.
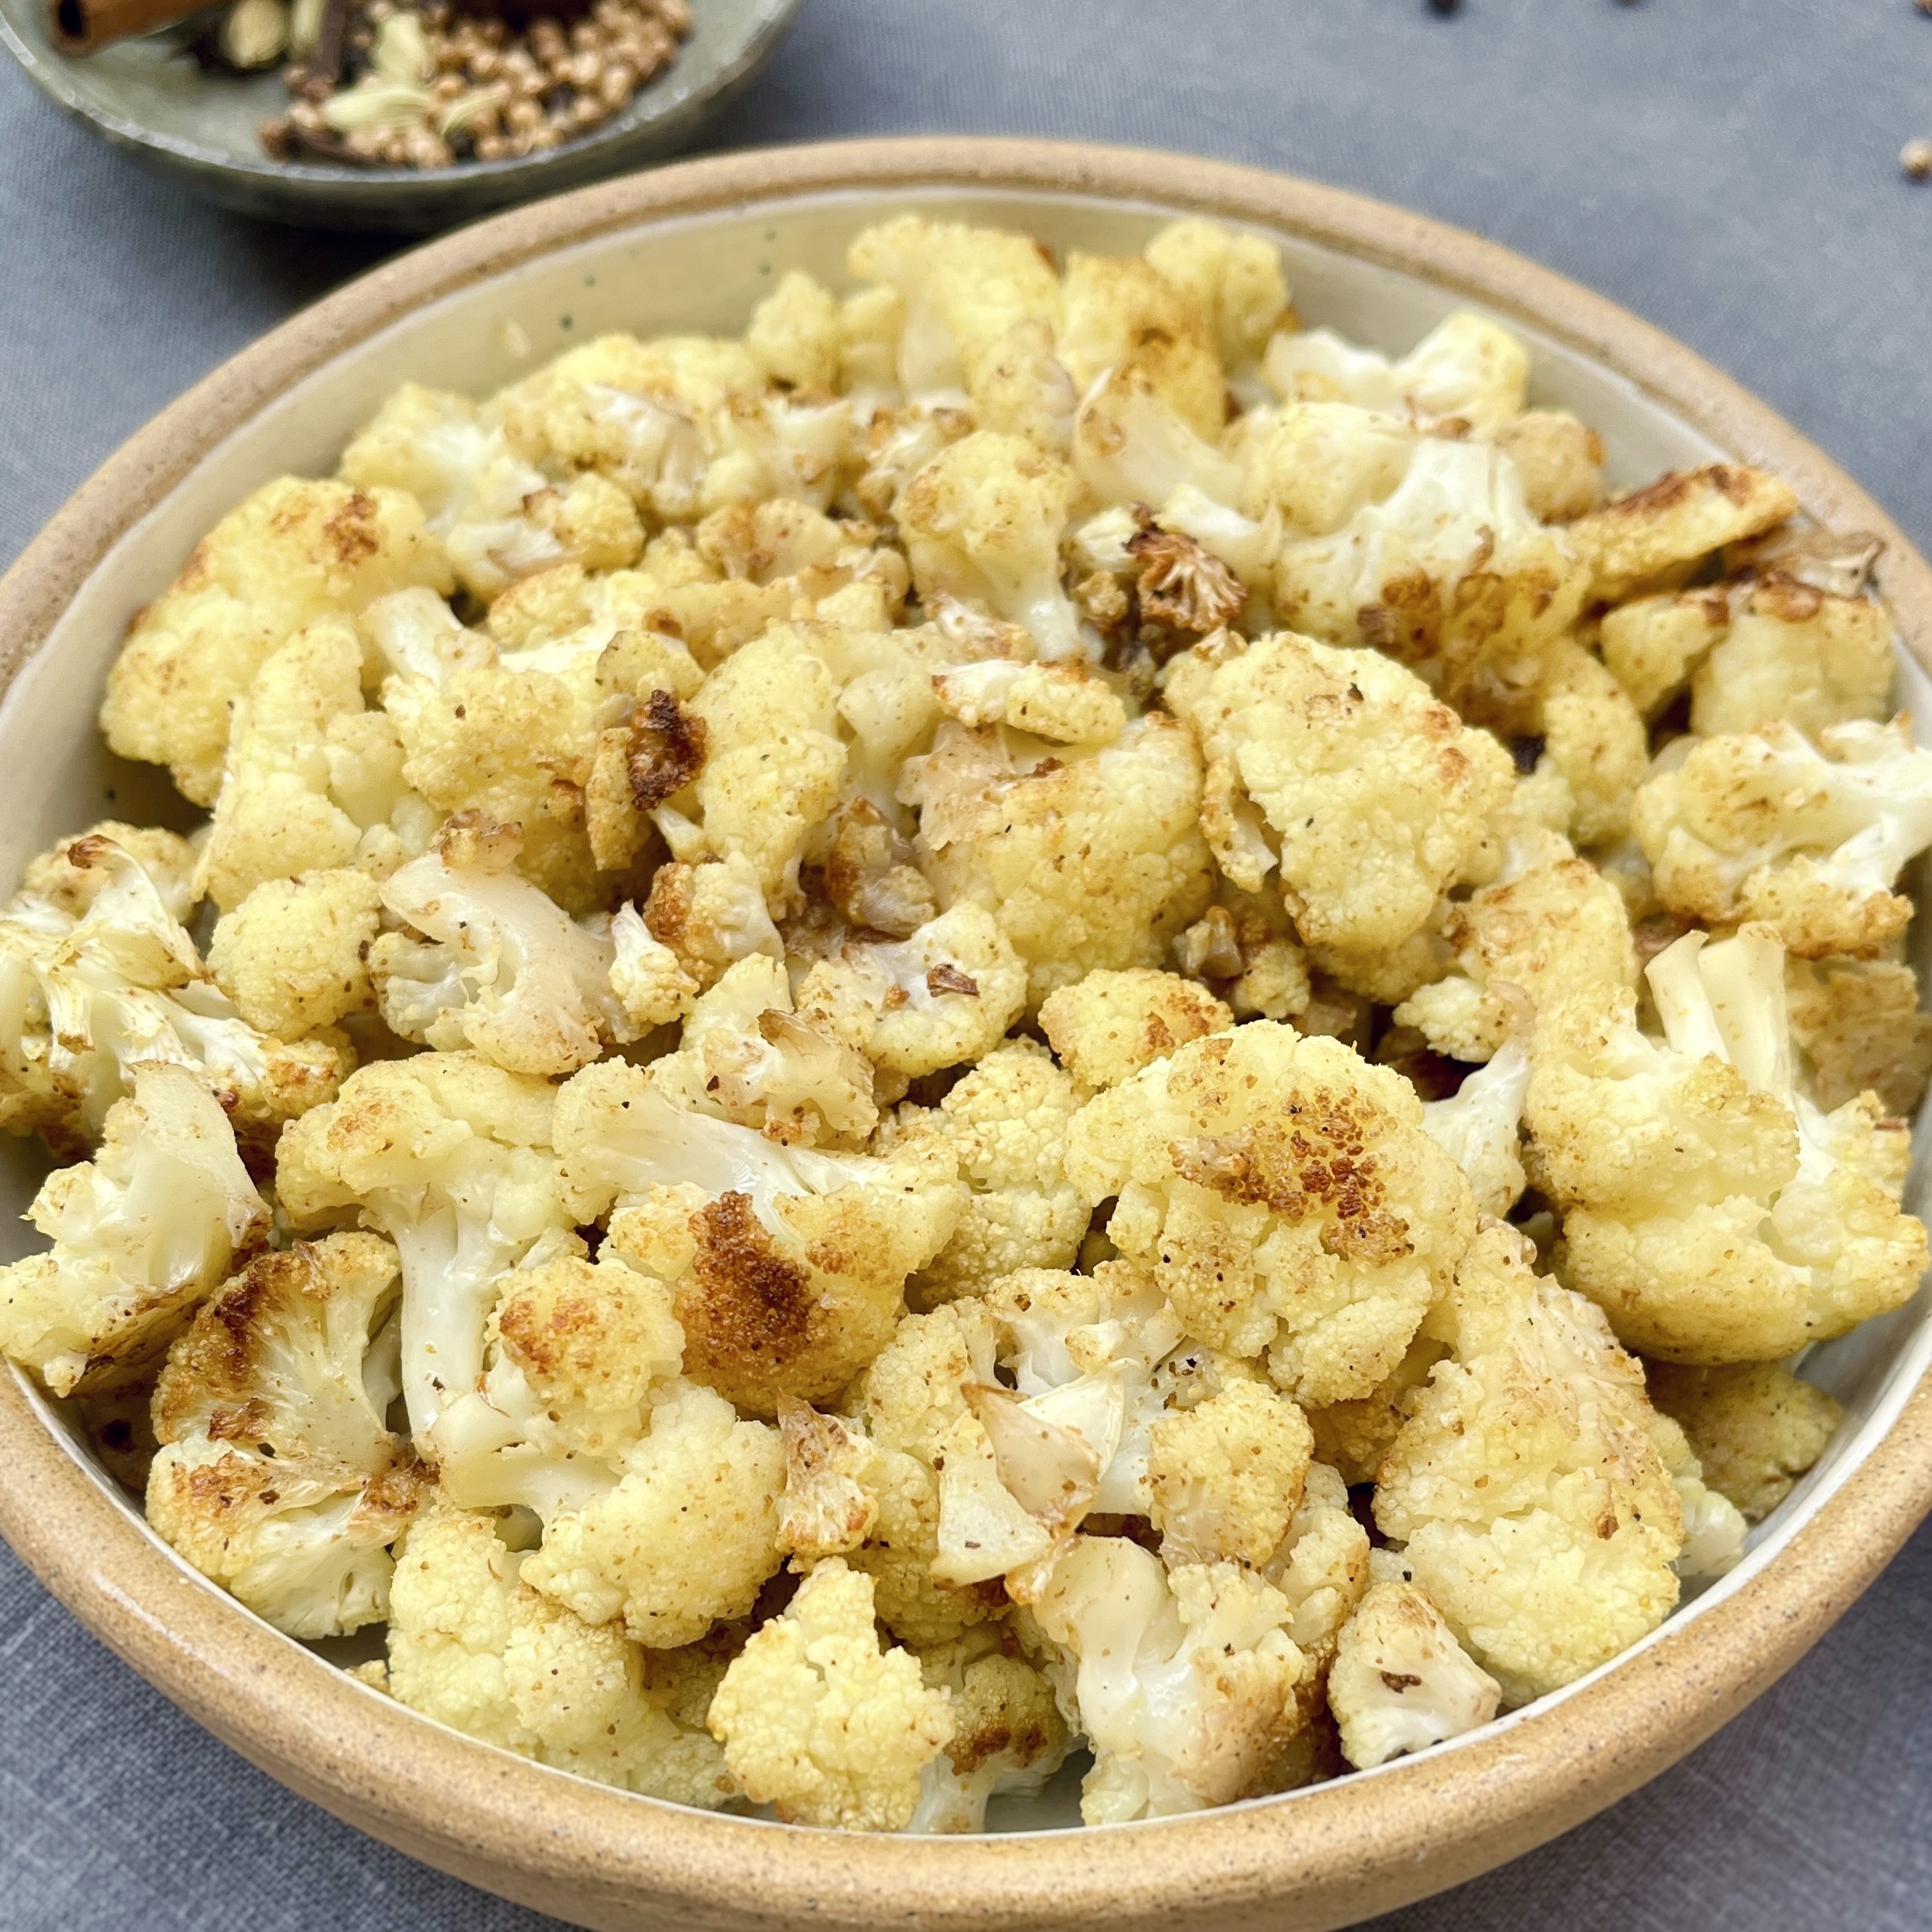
[0,0,797,230]
[1,137,1929,1932]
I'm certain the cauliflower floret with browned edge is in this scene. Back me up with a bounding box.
[1491,411,1604,522]
[554,1059,962,1414]
[896,431,1084,661]
[1644,1360,1843,1522]
[1237,401,1416,538]
[1262,310,1528,434]
[101,477,451,808]
[209,870,382,1041]
[1143,218,1292,378]
[1039,969,1231,1091]
[1567,463,1799,603]
[647,952,877,1146]
[195,614,428,913]
[339,382,641,602]
[1786,955,1932,1115]
[1327,1576,1501,1769]
[370,814,636,1077]
[0,1065,267,1395]
[520,1380,785,1648]
[775,1400,882,1559]
[1631,717,1932,957]
[902,714,1216,1008]
[1521,636,1651,850]
[145,1231,423,1637]
[1057,250,1226,440]
[1264,1459,1372,1662]
[1066,1022,1477,1407]
[275,1051,589,1440]
[1527,927,1927,1363]
[0,830,349,1147]
[428,1246,684,1522]
[641,851,783,993]
[385,1496,737,1807]
[1374,1222,1732,1705]
[906,1629,1072,1833]
[1394,828,1638,1064]
[708,1557,955,1831]
[1030,1537,1308,1823]
[931,659,1127,747]
[796,902,1028,1100]
[1148,1377,1314,1568]
[892,1039,1090,1308]
[1166,630,1514,1000]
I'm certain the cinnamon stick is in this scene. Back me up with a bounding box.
[50,0,207,55]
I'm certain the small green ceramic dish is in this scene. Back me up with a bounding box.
[0,0,796,229]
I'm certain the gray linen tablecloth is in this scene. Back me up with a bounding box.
[3,1,1932,1924]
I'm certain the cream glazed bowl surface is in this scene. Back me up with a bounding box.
[0,137,1929,1932]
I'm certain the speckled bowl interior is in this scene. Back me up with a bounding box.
[0,141,1927,1932]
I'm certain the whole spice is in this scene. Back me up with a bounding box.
[254,0,691,170]
[1903,137,1932,181]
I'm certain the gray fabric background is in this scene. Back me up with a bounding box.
[3,0,1931,1925]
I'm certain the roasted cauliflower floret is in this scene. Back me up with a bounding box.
[1567,463,1799,603]
[1031,1537,1308,1823]
[1142,217,1291,377]
[1375,1222,1737,1705]
[1166,630,1515,987]
[1631,718,1932,957]
[370,815,635,1077]
[896,431,1083,660]
[1067,1021,1476,1407]
[903,714,1216,1006]
[208,870,382,1041]
[907,1630,1071,1833]
[428,1247,684,1521]
[707,1557,955,1831]
[1490,411,1604,522]
[0,1066,267,1395]
[1263,310,1528,433]
[1394,830,1638,1064]
[100,477,450,807]
[1786,955,1932,1115]
[1643,1360,1843,1522]
[1327,1576,1501,1769]
[195,613,426,913]
[385,1496,737,1806]
[1039,969,1231,1091]
[893,1039,1089,1307]
[274,1051,584,1438]
[641,850,783,992]
[745,268,845,390]
[1147,1377,1314,1568]
[1057,250,1225,438]
[519,1381,785,1648]
[0,829,350,1146]
[554,1060,962,1412]
[1527,928,1927,1363]
[1419,1040,1533,1218]
[145,1232,423,1638]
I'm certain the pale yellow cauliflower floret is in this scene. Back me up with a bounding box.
[209,870,382,1040]
[1039,969,1231,1091]
[1631,718,1932,958]
[1142,217,1291,374]
[1057,250,1225,439]
[1166,631,1514,994]
[1375,1223,1720,1705]
[1327,1577,1500,1769]
[904,715,1216,1007]
[1643,1360,1843,1522]
[1147,1377,1314,1567]
[893,1039,1089,1308]
[101,477,450,807]
[745,268,846,391]
[1490,411,1604,522]
[1066,1021,1476,1406]
[707,1558,955,1831]
[1786,956,1932,1116]
[520,1382,784,1649]
[386,1497,737,1807]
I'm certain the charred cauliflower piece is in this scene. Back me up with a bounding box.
[1039,969,1232,1091]
[907,1630,1071,1833]
[101,477,451,808]
[1567,463,1799,603]
[1631,718,1932,957]
[147,1232,422,1637]
[1067,1022,1477,1406]
[1167,630,1515,994]
[0,1066,267,1395]
[385,1496,737,1806]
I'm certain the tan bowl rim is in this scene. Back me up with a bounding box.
[1,136,1929,1932]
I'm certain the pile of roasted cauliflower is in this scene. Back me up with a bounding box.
[0,210,1925,1831]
